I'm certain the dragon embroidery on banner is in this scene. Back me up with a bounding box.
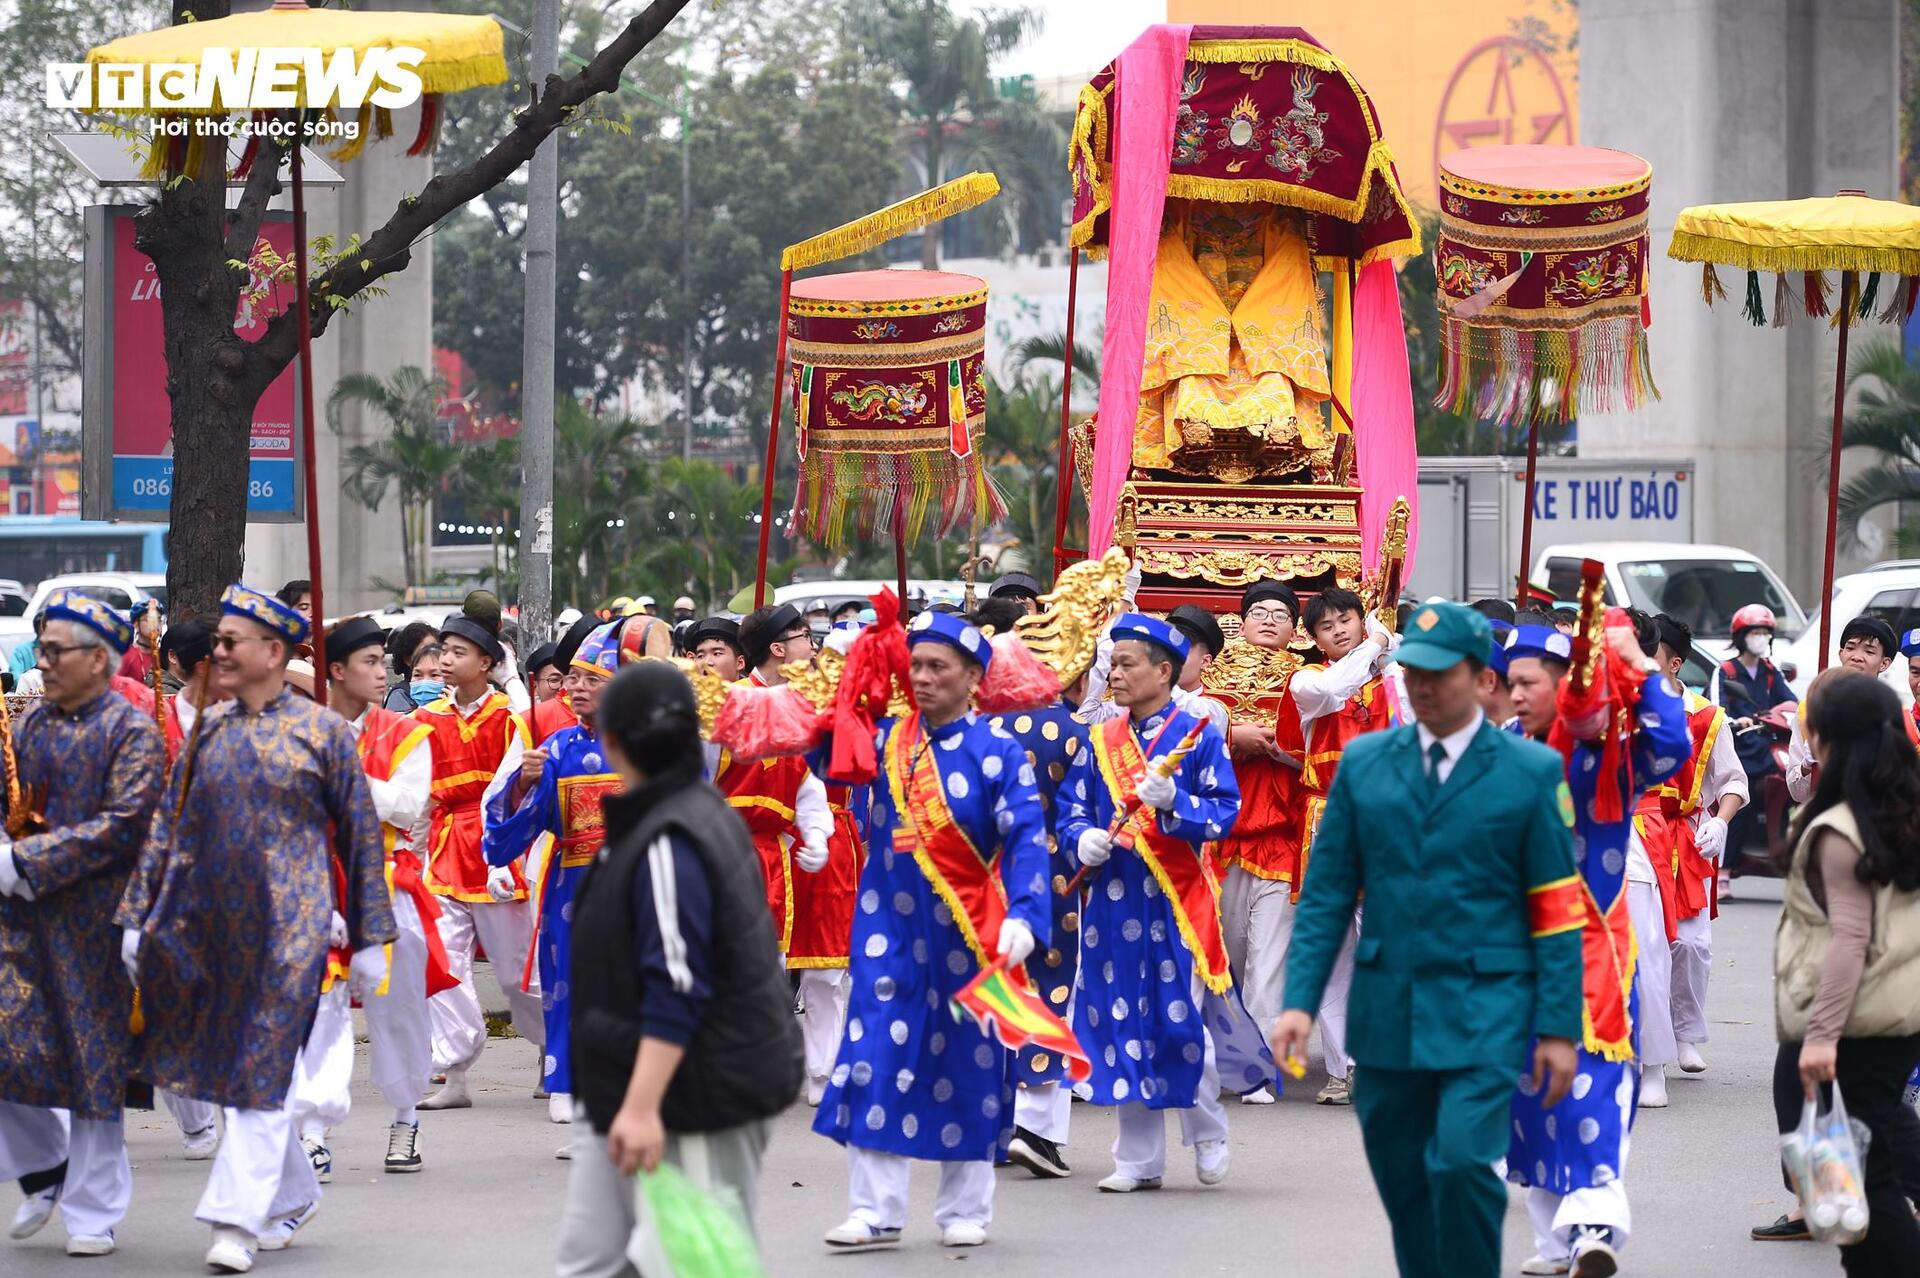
[830,380,930,423]
[1547,251,1634,305]
[1172,64,1210,166]
[1437,250,1499,298]
[1266,66,1341,180]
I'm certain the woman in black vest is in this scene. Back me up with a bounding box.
[555,662,802,1278]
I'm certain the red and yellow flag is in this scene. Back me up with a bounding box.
[950,960,1091,1082]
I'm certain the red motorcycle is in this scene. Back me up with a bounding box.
[1727,696,1798,877]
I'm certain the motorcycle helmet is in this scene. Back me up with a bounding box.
[1730,603,1778,648]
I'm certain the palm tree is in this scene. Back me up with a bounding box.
[865,1,1059,268]
[551,400,648,607]
[1835,338,1920,553]
[327,365,454,587]
[635,456,766,609]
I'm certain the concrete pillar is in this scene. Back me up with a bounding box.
[1577,0,1899,604]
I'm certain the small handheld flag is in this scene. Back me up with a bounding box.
[950,960,1091,1082]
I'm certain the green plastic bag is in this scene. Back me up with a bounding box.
[628,1162,766,1278]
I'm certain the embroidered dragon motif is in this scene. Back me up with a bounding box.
[1266,67,1341,181]
[830,380,929,423]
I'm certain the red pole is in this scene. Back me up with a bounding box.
[1513,421,1541,612]
[754,267,794,608]
[291,135,326,704]
[1819,273,1856,672]
[1051,248,1080,578]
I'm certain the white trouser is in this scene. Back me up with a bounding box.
[1014,1081,1072,1144]
[195,1062,321,1238]
[1314,909,1362,1080]
[1219,868,1294,1040]
[364,893,434,1119]
[0,1103,130,1238]
[290,984,355,1140]
[797,968,849,1086]
[430,896,543,1073]
[1670,912,1712,1045]
[1626,879,1676,1068]
[1527,1165,1633,1260]
[1111,1015,1228,1180]
[162,1091,219,1141]
[847,1146,994,1231]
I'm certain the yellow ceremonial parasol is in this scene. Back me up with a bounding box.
[1668,191,1920,670]
[83,0,508,701]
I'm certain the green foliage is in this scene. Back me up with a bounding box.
[1836,338,1920,550]
[327,365,456,588]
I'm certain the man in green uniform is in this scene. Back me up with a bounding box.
[1273,602,1584,1278]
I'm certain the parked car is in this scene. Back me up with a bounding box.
[1532,542,1807,690]
[0,572,169,664]
[1777,563,1920,702]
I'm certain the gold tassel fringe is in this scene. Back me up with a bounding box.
[782,172,1001,272]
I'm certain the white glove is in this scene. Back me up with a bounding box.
[348,945,389,999]
[0,843,30,900]
[995,917,1036,968]
[823,626,858,657]
[1135,769,1176,811]
[485,864,519,902]
[796,836,829,874]
[1695,815,1729,862]
[1365,613,1400,657]
[1122,559,1142,606]
[328,910,349,948]
[490,640,519,687]
[120,927,142,985]
[1076,828,1112,868]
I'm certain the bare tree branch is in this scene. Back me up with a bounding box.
[246,0,691,379]
[224,132,290,264]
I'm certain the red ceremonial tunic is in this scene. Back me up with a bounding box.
[1633,693,1726,941]
[787,782,865,970]
[1216,677,1304,889]
[417,690,527,902]
[522,694,577,749]
[714,749,811,951]
[1294,670,1387,890]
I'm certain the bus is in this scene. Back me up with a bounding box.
[0,516,171,588]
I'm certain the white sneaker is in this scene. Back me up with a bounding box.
[1677,1041,1707,1073]
[384,1120,423,1173]
[255,1201,317,1252]
[9,1181,62,1239]
[823,1217,902,1248]
[1316,1075,1353,1105]
[1195,1138,1230,1186]
[205,1226,256,1273]
[941,1222,987,1247]
[1519,1256,1570,1275]
[1569,1225,1619,1277]
[66,1233,115,1257]
[1239,1088,1275,1105]
[1096,1172,1162,1193]
[182,1122,219,1160]
[300,1134,331,1183]
[548,1092,573,1124]
[806,1076,827,1107]
[1639,1066,1669,1109]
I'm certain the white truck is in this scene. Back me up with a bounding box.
[1409,456,1696,603]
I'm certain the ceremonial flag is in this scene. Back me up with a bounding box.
[950,960,1091,1082]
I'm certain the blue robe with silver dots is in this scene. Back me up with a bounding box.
[811,712,1051,1162]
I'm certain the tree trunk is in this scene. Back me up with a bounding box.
[141,135,258,621]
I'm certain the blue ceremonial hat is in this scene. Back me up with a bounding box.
[571,621,621,679]
[1109,611,1192,664]
[221,583,310,646]
[1485,619,1514,680]
[43,588,134,655]
[1902,628,1920,659]
[908,609,992,672]
[1505,624,1573,665]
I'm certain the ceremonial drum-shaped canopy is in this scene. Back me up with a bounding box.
[1434,144,1656,426]
[785,269,1003,549]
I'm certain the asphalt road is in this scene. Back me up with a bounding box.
[7,886,1841,1277]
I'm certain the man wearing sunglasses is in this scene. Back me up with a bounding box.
[0,591,164,1259]
[115,584,396,1273]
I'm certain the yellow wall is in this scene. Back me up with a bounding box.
[1165,0,1579,210]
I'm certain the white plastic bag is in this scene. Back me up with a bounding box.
[1779,1080,1872,1246]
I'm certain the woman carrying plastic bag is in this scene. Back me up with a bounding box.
[1770,671,1920,1276]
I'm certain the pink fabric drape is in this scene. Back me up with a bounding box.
[1352,257,1419,578]
[1087,24,1191,555]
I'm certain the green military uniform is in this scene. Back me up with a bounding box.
[1282,603,1584,1278]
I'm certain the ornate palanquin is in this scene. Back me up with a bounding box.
[1067,27,1418,618]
